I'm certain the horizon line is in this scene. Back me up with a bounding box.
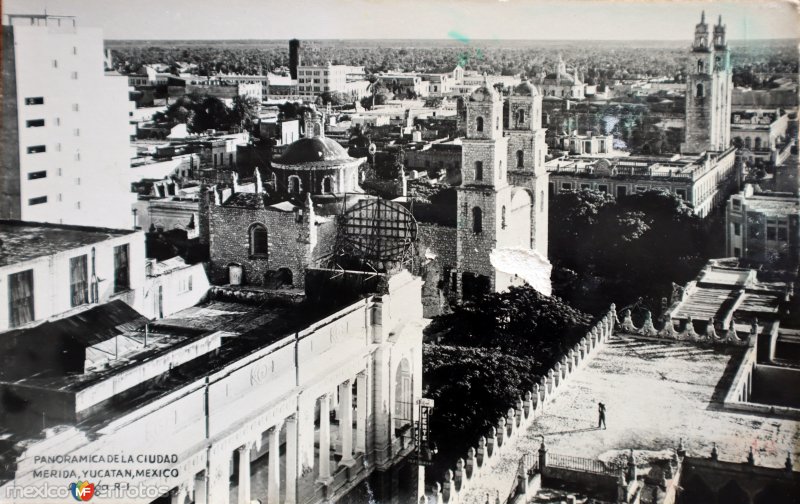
[103,36,798,42]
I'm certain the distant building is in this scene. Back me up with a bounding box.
[536,54,586,99]
[731,109,792,167]
[296,62,366,99]
[0,220,145,332]
[725,184,799,268]
[552,131,617,155]
[212,73,269,100]
[185,79,262,107]
[143,256,209,319]
[1,14,137,229]
[547,149,737,218]
[376,73,427,98]
[266,73,296,98]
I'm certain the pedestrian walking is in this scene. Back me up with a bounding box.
[598,402,606,429]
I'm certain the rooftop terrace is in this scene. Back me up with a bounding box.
[457,335,799,503]
[0,221,136,267]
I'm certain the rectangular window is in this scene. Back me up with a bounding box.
[676,189,686,200]
[734,247,741,257]
[617,186,627,198]
[73,128,80,137]
[52,59,58,68]
[55,117,61,126]
[767,227,777,241]
[75,201,81,209]
[179,275,193,293]
[561,182,573,191]
[778,227,788,241]
[72,103,79,112]
[635,185,647,193]
[549,182,555,195]
[8,270,35,328]
[28,196,47,205]
[70,71,78,80]
[73,46,78,55]
[25,97,44,105]
[598,184,608,193]
[75,177,81,186]
[733,223,740,236]
[27,171,47,180]
[732,199,741,209]
[580,183,591,190]
[26,119,45,128]
[69,255,89,307]
[27,145,46,154]
[114,244,130,293]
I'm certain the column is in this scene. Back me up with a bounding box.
[318,393,332,482]
[285,416,298,504]
[267,424,282,504]
[193,473,208,504]
[340,379,354,465]
[356,372,367,454]
[237,445,251,504]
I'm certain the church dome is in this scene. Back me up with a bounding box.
[276,137,355,167]
[513,81,540,96]
[469,85,500,102]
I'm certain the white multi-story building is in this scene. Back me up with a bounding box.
[1,14,137,229]
[296,62,366,98]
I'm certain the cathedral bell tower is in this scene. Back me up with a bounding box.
[456,82,511,300]
[682,11,732,154]
[506,80,549,259]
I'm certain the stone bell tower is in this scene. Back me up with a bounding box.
[506,80,549,259]
[456,82,511,300]
[682,12,732,154]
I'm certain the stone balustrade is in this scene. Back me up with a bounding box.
[617,308,752,346]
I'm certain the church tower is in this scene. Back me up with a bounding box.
[682,12,732,154]
[506,80,549,259]
[456,83,511,300]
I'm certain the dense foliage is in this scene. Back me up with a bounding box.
[423,286,592,477]
[550,189,717,314]
[153,93,259,132]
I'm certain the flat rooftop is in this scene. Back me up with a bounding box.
[458,336,799,503]
[742,194,800,217]
[0,221,135,267]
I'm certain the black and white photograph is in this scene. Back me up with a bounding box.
[0,0,798,503]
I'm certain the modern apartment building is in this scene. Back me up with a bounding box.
[1,14,137,229]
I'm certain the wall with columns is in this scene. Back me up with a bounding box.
[0,270,426,504]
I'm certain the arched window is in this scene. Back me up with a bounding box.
[249,224,268,257]
[745,137,752,149]
[501,206,507,229]
[516,150,524,168]
[754,137,762,150]
[733,137,743,148]
[475,161,483,181]
[472,207,482,233]
[322,176,334,194]
[697,59,704,73]
[288,175,301,194]
[517,109,525,125]
[696,83,704,98]
[476,116,484,132]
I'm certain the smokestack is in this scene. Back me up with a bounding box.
[289,39,301,80]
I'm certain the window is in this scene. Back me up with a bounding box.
[697,60,704,73]
[27,145,46,154]
[52,59,58,68]
[475,161,483,181]
[581,183,591,190]
[113,244,130,293]
[496,116,500,130]
[696,83,704,98]
[598,184,608,193]
[517,109,525,124]
[250,224,268,257]
[636,186,647,193]
[28,196,47,205]
[179,275,193,294]
[617,186,628,198]
[561,182,573,191]
[501,206,507,229]
[472,207,483,233]
[676,189,686,200]
[516,150,524,168]
[8,270,34,328]
[322,176,333,193]
[26,119,45,128]
[749,225,760,239]
[732,199,741,210]
[69,255,89,307]
[25,97,44,105]
[767,227,777,241]
[70,71,78,80]
[72,103,79,112]
[540,191,545,212]
[778,227,788,241]
[476,116,484,132]
[55,117,61,126]
[73,46,78,55]
[58,194,62,202]
[733,223,741,236]
[57,168,62,176]
[27,171,46,180]
[73,128,80,137]
[549,182,555,195]
[75,178,81,186]
[288,175,301,194]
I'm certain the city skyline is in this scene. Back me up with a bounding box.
[3,0,798,41]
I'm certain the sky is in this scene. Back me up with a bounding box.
[2,0,798,40]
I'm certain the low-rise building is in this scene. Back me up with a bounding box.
[726,184,800,268]
[552,130,617,155]
[731,109,792,166]
[0,220,146,332]
[547,148,738,218]
[143,256,209,319]
[185,80,262,107]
